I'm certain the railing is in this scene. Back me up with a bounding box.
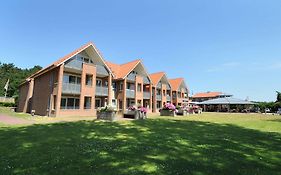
[167,95,171,101]
[156,94,162,101]
[62,83,81,94]
[126,89,135,98]
[65,59,109,76]
[143,92,151,99]
[65,59,83,70]
[95,86,109,96]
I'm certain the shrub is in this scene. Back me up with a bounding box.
[0,102,16,107]
[97,105,117,112]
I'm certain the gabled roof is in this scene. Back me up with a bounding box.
[106,59,150,80]
[149,72,168,86]
[192,92,222,98]
[169,78,186,91]
[25,42,112,80]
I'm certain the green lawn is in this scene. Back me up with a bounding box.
[0,113,281,175]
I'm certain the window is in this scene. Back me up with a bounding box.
[137,83,142,92]
[84,97,92,109]
[157,101,161,109]
[104,81,108,87]
[63,74,81,84]
[95,99,101,108]
[120,82,123,91]
[96,79,102,87]
[60,97,80,109]
[112,82,117,90]
[86,74,93,86]
[53,95,57,110]
[61,98,67,109]
[69,75,76,84]
[163,90,166,96]
[119,100,123,109]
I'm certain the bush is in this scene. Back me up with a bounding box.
[0,102,16,107]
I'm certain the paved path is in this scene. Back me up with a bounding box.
[0,114,34,125]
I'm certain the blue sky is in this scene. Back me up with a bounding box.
[0,0,281,101]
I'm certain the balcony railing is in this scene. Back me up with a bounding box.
[156,94,162,101]
[167,95,171,101]
[126,89,135,98]
[143,92,151,99]
[95,86,109,96]
[65,59,109,76]
[62,83,81,94]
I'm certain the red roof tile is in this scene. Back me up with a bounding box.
[192,92,222,98]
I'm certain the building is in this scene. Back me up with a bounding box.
[191,92,232,102]
[199,97,255,112]
[18,42,189,117]
[169,78,189,106]
[149,72,172,112]
[106,60,152,113]
[18,42,114,117]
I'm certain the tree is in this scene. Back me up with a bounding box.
[276,91,281,102]
[0,62,42,98]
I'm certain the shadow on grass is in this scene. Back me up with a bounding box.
[0,119,281,175]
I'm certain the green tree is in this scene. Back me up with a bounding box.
[0,62,42,98]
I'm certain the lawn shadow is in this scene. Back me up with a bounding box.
[0,118,281,175]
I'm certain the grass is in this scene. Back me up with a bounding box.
[0,113,281,175]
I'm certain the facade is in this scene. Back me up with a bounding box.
[106,60,153,113]
[191,92,232,102]
[18,42,189,117]
[18,42,114,117]
[149,72,172,112]
[169,78,189,106]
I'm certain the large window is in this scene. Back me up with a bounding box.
[96,79,102,87]
[60,97,80,109]
[84,97,92,109]
[137,83,142,92]
[86,74,93,86]
[63,74,81,84]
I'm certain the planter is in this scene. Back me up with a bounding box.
[160,110,176,117]
[97,111,117,121]
[177,109,188,116]
[124,110,147,119]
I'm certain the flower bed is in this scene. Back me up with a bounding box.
[97,106,117,121]
[160,103,177,117]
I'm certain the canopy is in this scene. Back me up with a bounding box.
[199,97,255,105]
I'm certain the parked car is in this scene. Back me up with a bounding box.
[265,108,271,113]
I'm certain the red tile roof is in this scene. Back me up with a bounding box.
[149,72,166,86]
[106,59,141,79]
[26,42,111,80]
[169,78,185,91]
[192,92,222,98]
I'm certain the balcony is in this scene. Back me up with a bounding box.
[156,83,162,89]
[156,94,162,101]
[62,83,81,94]
[167,95,171,101]
[126,89,135,98]
[143,92,151,99]
[65,59,109,77]
[95,86,109,97]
